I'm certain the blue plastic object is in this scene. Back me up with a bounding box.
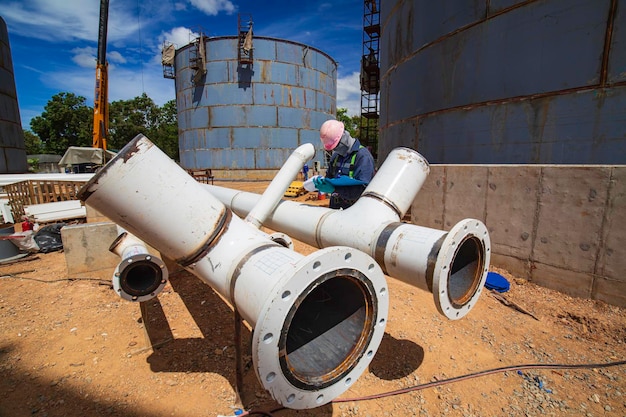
[313,177,335,194]
[326,175,367,187]
[485,271,510,293]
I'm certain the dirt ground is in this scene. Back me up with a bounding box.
[1,181,625,417]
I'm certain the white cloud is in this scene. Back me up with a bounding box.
[71,47,96,68]
[43,62,175,108]
[187,0,235,16]
[337,71,361,117]
[108,67,175,107]
[107,51,127,64]
[158,27,199,50]
[0,0,138,43]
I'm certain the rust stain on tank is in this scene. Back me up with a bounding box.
[524,97,552,163]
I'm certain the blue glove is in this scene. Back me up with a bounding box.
[313,176,335,194]
[326,175,367,187]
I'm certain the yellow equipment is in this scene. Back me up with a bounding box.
[92,0,109,157]
[284,181,306,198]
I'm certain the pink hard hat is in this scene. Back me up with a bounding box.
[320,119,344,151]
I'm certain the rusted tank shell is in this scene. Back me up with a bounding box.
[379,0,626,164]
[174,36,337,177]
[0,17,27,173]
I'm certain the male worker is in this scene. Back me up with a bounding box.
[312,119,375,209]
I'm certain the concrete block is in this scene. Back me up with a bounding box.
[596,167,626,282]
[62,222,163,277]
[531,262,593,300]
[411,165,445,229]
[486,166,540,260]
[592,276,626,308]
[533,166,610,273]
[85,205,110,223]
[490,253,530,280]
[61,222,120,277]
[443,165,488,229]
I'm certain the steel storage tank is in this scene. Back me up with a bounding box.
[379,0,626,164]
[0,16,27,173]
[173,36,337,179]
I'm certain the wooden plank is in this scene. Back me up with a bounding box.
[49,181,60,202]
[4,180,88,221]
[24,201,86,223]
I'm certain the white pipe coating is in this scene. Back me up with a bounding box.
[109,228,168,302]
[245,143,314,229]
[78,134,389,409]
[206,147,491,320]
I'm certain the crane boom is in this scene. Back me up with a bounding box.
[92,0,109,152]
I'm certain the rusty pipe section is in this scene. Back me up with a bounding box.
[207,147,491,320]
[109,227,168,302]
[77,134,388,410]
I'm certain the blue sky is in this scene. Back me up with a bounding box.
[1,0,365,130]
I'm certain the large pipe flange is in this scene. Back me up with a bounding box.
[250,246,388,409]
[110,231,168,303]
[113,252,168,302]
[432,219,491,320]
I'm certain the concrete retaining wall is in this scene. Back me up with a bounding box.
[411,165,626,307]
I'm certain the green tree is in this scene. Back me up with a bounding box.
[30,92,93,155]
[23,130,44,155]
[108,93,160,150]
[336,109,378,157]
[108,94,178,160]
[149,99,179,160]
[336,108,358,137]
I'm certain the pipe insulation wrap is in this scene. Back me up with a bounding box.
[78,134,389,409]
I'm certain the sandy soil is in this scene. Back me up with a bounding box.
[1,182,625,417]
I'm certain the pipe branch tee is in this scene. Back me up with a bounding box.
[207,147,491,320]
[78,134,388,409]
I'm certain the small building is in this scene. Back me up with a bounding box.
[58,147,116,173]
[27,154,62,173]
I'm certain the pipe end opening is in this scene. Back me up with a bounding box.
[435,220,490,320]
[113,255,169,302]
[281,272,374,388]
[252,247,388,409]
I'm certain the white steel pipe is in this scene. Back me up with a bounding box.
[78,134,389,410]
[207,147,491,320]
[109,228,168,302]
[245,143,314,229]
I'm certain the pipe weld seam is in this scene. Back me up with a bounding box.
[229,243,282,309]
[425,234,447,293]
[361,192,402,218]
[314,210,336,248]
[179,209,233,267]
[373,222,403,274]
[108,231,129,252]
